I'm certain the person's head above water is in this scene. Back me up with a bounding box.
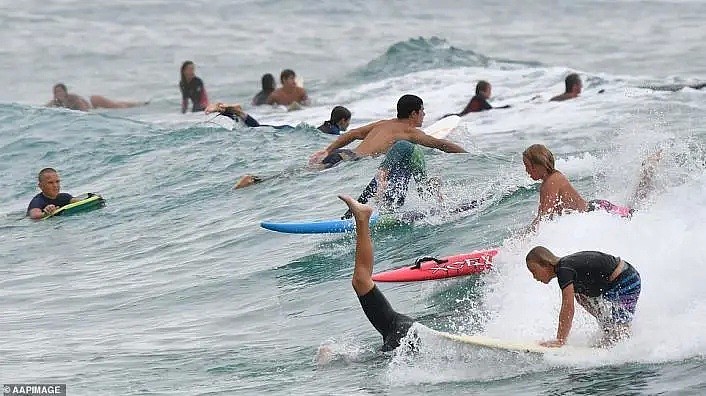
[280,69,297,88]
[396,94,425,127]
[53,83,68,101]
[37,167,61,199]
[525,246,560,284]
[475,80,491,99]
[180,61,196,84]
[329,106,352,131]
[261,73,276,92]
[522,144,556,181]
[565,73,582,94]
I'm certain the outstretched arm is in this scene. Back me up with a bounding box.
[407,129,466,153]
[541,284,575,347]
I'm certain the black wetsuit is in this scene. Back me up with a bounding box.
[220,109,292,129]
[359,286,415,352]
[317,121,342,135]
[180,77,207,112]
[252,90,272,106]
[27,192,73,216]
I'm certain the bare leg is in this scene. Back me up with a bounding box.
[90,95,146,109]
[338,195,375,297]
[234,175,260,189]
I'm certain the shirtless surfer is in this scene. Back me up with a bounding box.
[266,69,309,107]
[47,83,146,111]
[550,73,583,102]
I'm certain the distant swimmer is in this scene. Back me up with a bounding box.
[46,83,146,112]
[317,106,352,135]
[252,73,276,106]
[336,195,418,352]
[27,168,82,219]
[526,246,641,347]
[550,73,582,102]
[266,69,309,107]
[205,102,293,129]
[443,80,510,118]
[180,60,209,113]
[522,144,632,230]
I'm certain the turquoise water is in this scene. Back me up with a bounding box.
[1,1,706,395]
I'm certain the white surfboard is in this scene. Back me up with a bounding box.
[433,330,594,355]
[425,115,461,138]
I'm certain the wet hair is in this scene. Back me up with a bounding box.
[280,69,296,84]
[565,73,581,92]
[522,144,556,174]
[261,73,276,92]
[329,106,351,124]
[38,167,58,182]
[526,246,559,267]
[53,83,67,93]
[475,80,490,96]
[180,60,194,87]
[396,94,423,119]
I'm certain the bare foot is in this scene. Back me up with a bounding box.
[234,175,262,189]
[338,195,373,221]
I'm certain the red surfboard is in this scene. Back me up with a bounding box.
[371,249,499,282]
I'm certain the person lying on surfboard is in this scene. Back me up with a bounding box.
[522,144,634,231]
[525,246,641,347]
[317,106,352,135]
[441,80,510,119]
[27,168,82,219]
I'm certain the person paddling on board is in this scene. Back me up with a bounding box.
[317,106,352,135]
[337,194,417,351]
[550,73,583,102]
[46,83,147,112]
[27,168,82,219]
[441,80,510,118]
[525,246,642,347]
[266,69,309,107]
[205,102,294,129]
[522,144,633,231]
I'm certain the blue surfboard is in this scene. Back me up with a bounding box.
[260,213,381,234]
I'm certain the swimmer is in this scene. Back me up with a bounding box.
[522,144,633,230]
[46,83,146,112]
[550,73,583,102]
[180,60,209,113]
[27,168,82,219]
[205,103,293,129]
[338,194,417,351]
[252,73,276,106]
[317,106,352,135]
[266,69,309,107]
[443,80,510,118]
[526,246,641,347]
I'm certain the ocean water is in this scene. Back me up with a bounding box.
[1,0,705,395]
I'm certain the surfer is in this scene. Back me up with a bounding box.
[27,168,81,219]
[338,194,416,351]
[252,73,276,106]
[442,81,510,118]
[522,144,632,230]
[308,95,466,217]
[205,103,293,129]
[265,69,309,107]
[550,73,582,102]
[525,246,641,347]
[46,83,146,112]
[180,60,209,113]
[317,106,352,135]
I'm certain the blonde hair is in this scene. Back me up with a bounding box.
[523,144,556,174]
[525,246,559,267]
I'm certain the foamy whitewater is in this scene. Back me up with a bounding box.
[1,0,705,395]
